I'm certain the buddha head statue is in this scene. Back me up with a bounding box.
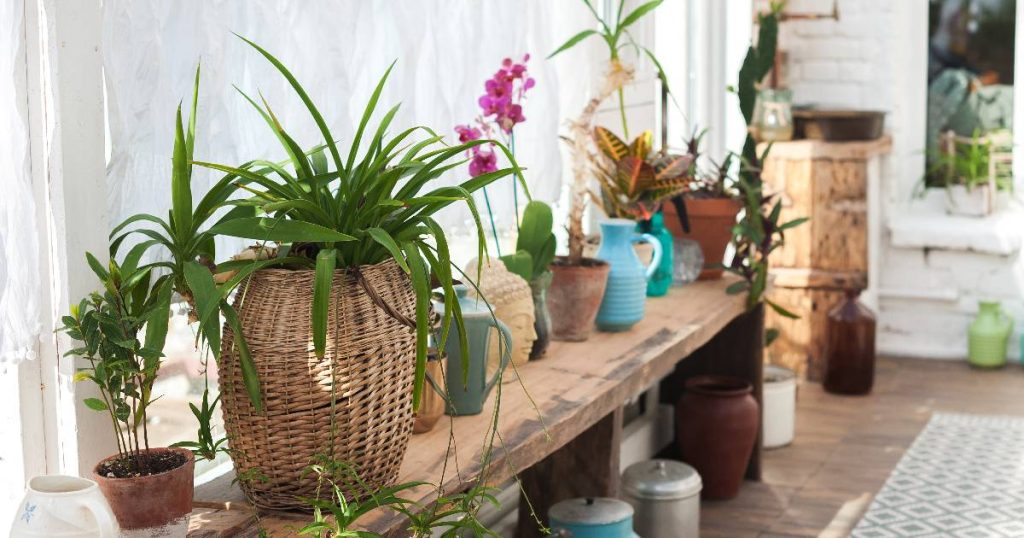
[463,258,537,370]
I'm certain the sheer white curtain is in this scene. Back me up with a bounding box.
[102,0,602,262]
[0,0,41,367]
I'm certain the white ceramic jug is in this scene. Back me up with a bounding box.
[10,475,119,538]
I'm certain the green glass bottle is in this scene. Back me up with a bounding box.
[642,212,674,297]
[968,300,1013,368]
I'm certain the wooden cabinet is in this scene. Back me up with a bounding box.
[762,137,890,379]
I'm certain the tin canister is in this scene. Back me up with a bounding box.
[548,497,639,537]
[621,459,702,538]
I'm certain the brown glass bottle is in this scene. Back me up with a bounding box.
[824,289,876,395]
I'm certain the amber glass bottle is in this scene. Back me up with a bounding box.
[824,289,876,395]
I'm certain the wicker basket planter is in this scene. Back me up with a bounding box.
[219,259,417,510]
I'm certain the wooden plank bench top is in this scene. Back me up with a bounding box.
[190,276,750,537]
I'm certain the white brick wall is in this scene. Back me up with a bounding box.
[768,0,1024,362]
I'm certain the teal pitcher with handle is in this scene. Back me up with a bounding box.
[595,219,663,332]
[969,300,1012,368]
[434,285,513,415]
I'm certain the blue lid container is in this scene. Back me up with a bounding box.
[548,497,639,537]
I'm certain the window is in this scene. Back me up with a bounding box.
[926,0,1016,187]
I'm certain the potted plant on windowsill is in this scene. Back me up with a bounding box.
[60,252,194,537]
[181,37,526,511]
[663,131,743,280]
[547,0,667,341]
[934,129,1012,217]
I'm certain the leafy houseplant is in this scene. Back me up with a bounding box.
[931,129,1012,217]
[60,252,195,535]
[499,201,557,359]
[663,130,744,280]
[546,0,666,341]
[591,127,691,221]
[191,36,527,510]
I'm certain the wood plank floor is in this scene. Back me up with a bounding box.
[701,356,1024,537]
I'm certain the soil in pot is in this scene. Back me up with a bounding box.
[676,375,759,500]
[93,447,194,537]
[547,256,610,342]
[663,197,741,280]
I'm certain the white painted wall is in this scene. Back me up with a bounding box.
[771,0,1024,361]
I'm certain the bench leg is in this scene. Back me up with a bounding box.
[515,407,623,538]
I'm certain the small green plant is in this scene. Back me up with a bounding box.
[500,201,556,284]
[591,127,692,220]
[929,129,1012,192]
[191,36,528,408]
[549,0,668,140]
[59,252,167,475]
[296,458,502,537]
[737,2,783,170]
[726,148,808,313]
[171,386,227,461]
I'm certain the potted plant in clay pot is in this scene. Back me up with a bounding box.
[547,0,668,340]
[60,252,194,537]
[183,37,527,510]
[663,131,743,280]
[500,201,557,359]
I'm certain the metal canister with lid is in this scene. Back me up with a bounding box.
[621,459,702,538]
[548,497,639,537]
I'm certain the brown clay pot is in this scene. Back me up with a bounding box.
[676,375,759,500]
[547,256,610,341]
[663,198,742,280]
[93,447,194,536]
[413,351,447,433]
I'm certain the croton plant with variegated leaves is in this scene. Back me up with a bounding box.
[591,126,693,221]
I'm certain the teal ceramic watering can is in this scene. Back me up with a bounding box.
[434,285,512,416]
[595,219,663,332]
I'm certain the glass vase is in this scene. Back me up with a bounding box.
[752,88,794,142]
[529,272,553,360]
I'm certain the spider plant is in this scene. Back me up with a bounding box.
[108,66,287,412]
[195,36,528,407]
[591,127,692,220]
[549,0,667,140]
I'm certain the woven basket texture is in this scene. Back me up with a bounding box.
[219,258,417,510]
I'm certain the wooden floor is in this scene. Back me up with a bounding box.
[701,356,1024,537]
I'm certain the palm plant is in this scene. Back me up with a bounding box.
[592,127,692,220]
[194,36,528,407]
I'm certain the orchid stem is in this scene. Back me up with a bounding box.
[481,187,502,258]
[511,132,520,233]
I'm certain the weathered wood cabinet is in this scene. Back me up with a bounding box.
[762,137,890,379]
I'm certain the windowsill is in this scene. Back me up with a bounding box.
[888,192,1024,256]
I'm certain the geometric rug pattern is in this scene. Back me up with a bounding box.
[853,413,1024,537]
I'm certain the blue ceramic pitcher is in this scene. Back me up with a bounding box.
[595,219,663,332]
[434,285,512,416]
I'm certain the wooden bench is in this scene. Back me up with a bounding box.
[189,277,763,537]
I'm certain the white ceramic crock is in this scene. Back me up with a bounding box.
[10,475,119,538]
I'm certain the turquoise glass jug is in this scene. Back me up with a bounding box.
[640,212,674,297]
[595,219,662,332]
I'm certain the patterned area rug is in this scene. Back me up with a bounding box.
[853,413,1024,537]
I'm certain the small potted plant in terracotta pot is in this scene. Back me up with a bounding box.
[664,131,742,280]
[60,251,195,537]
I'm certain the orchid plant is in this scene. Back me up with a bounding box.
[455,55,535,254]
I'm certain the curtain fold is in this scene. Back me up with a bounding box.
[102,0,601,263]
[0,0,42,367]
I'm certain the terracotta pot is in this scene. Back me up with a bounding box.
[676,376,759,500]
[547,256,610,341]
[413,351,446,433]
[92,447,194,537]
[663,198,741,280]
